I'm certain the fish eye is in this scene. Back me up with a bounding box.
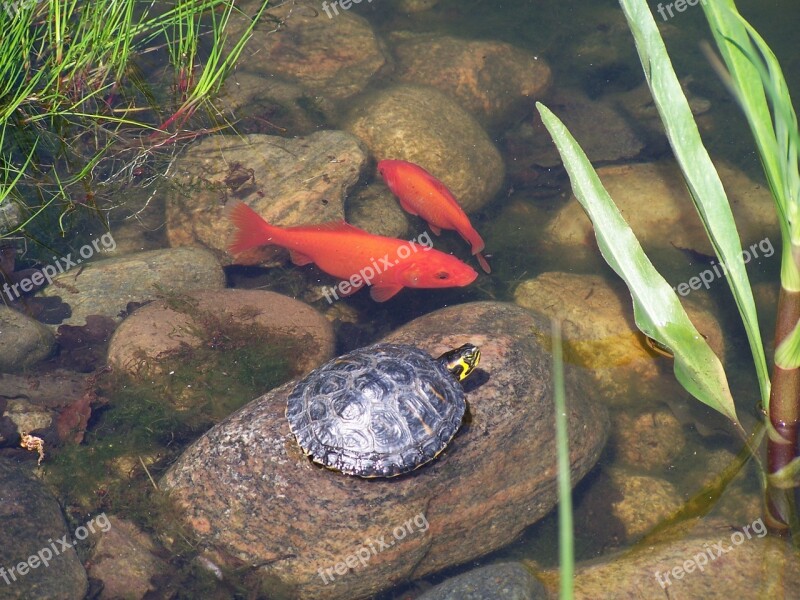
[435,271,450,280]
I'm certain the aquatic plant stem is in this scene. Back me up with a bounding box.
[767,285,800,531]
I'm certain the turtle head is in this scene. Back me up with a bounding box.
[437,343,480,382]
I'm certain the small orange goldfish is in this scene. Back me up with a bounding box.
[227,202,477,302]
[377,159,491,273]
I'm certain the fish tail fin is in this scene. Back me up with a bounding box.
[226,201,283,254]
[460,227,490,273]
[459,226,485,256]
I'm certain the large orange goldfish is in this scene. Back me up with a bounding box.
[377,159,491,273]
[227,202,477,302]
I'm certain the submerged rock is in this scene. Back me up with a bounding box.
[161,301,608,600]
[0,306,55,371]
[230,1,387,101]
[107,289,334,379]
[343,84,504,213]
[86,516,170,600]
[0,459,88,599]
[535,520,800,599]
[216,72,330,136]
[0,199,21,235]
[513,87,645,168]
[37,247,225,328]
[611,409,685,471]
[416,561,546,600]
[397,0,440,12]
[345,182,411,239]
[574,467,682,551]
[513,271,726,408]
[543,160,779,267]
[392,33,551,128]
[166,131,369,264]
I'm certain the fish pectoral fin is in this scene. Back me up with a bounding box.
[370,285,403,302]
[476,252,491,274]
[429,224,442,236]
[288,250,314,266]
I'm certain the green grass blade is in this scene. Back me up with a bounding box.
[618,0,770,409]
[552,320,574,600]
[701,2,796,236]
[537,102,740,427]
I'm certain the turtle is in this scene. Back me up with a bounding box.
[286,342,481,478]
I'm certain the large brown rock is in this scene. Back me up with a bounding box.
[514,271,726,408]
[161,301,609,599]
[543,160,779,267]
[229,2,387,101]
[166,131,369,264]
[343,84,505,213]
[107,289,334,378]
[392,33,551,128]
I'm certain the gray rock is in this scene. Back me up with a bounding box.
[0,199,21,235]
[392,33,551,128]
[0,307,54,372]
[417,562,546,600]
[343,84,504,213]
[37,246,225,328]
[0,459,87,599]
[165,131,369,263]
[2,399,53,438]
[161,301,608,600]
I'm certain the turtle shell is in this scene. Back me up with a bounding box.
[286,343,466,477]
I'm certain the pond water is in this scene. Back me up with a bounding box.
[1,0,799,599]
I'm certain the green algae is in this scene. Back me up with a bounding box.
[42,303,313,593]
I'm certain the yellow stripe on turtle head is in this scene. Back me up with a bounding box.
[437,343,480,381]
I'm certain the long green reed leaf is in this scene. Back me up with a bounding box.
[537,102,740,427]
[618,0,770,409]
